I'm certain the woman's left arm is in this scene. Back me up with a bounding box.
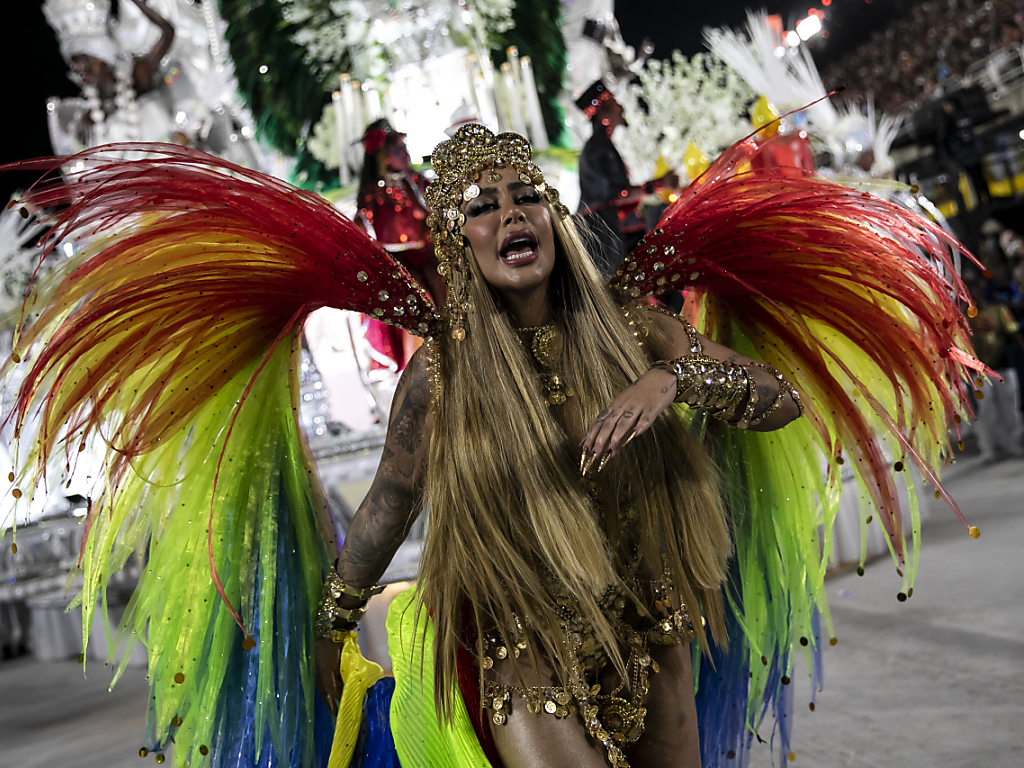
[581,306,802,474]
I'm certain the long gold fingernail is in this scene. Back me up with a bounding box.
[597,453,611,473]
[582,451,597,477]
[624,429,637,447]
[579,451,589,474]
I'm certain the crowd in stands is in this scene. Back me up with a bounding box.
[822,0,1024,112]
[963,221,1024,461]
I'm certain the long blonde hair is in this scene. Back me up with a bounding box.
[420,205,731,715]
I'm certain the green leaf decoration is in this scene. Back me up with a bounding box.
[219,0,335,189]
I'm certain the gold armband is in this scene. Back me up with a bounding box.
[652,354,750,422]
[744,361,805,426]
[644,305,803,427]
[652,356,803,428]
[314,570,386,642]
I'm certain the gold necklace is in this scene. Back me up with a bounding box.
[516,324,569,405]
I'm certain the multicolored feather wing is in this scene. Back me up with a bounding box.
[616,143,986,763]
[1,144,438,766]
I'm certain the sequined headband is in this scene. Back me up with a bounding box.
[426,124,569,340]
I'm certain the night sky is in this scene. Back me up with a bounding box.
[617,0,908,69]
[2,0,907,203]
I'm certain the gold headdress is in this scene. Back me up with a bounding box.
[426,124,569,340]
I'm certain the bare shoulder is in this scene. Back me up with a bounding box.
[393,344,433,414]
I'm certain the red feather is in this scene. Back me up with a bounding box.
[616,142,988,549]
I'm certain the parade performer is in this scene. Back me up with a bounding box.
[576,80,678,274]
[355,119,442,372]
[43,0,176,152]
[2,121,987,768]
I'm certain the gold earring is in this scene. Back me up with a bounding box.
[447,249,474,342]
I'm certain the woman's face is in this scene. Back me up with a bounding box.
[460,166,557,296]
[385,136,411,172]
[70,54,112,87]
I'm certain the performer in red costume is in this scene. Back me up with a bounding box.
[355,119,444,371]
[748,126,816,173]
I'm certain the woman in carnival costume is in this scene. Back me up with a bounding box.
[320,125,801,768]
[355,119,443,373]
[1,120,988,768]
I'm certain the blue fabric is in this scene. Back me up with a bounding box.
[351,678,402,768]
[186,470,332,768]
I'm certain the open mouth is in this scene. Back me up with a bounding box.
[500,229,539,265]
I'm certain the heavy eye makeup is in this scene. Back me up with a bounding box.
[465,182,542,217]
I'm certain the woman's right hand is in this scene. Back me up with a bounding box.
[581,366,677,475]
[314,637,343,715]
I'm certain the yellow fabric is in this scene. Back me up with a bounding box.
[750,95,780,136]
[683,143,710,181]
[327,632,385,768]
[387,588,494,768]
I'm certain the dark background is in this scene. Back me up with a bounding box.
[2,3,80,203]
[618,0,908,69]
[1,0,909,202]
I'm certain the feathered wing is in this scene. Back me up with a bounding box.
[1,144,436,767]
[614,142,986,764]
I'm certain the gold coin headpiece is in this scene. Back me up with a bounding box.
[426,124,569,340]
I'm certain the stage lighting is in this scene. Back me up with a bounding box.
[796,15,822,41]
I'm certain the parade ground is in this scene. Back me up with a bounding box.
[2,456,1022,768]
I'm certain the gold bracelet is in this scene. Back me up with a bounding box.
[733,369,760,428]
[652,354,750,420]
[314,571,385,642]
[651,344,803,428]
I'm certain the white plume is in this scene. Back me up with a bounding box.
[788,45,839,133]
[703,10,797,108]
[870,109,903,177]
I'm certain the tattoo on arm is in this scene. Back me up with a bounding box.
[335,351,430,585]
[338,476,419,576]
[389,375,429,454]
[756,378,779,405]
